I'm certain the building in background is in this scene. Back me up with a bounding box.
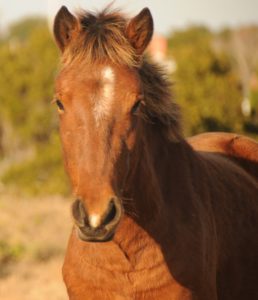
[147,34,176,74]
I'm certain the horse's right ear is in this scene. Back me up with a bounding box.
[126,8,153,55]
[53,6,79,52]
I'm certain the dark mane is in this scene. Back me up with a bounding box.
[64,8,182,140]
[139,59,182,141]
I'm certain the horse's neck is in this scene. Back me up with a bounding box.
[115,129,198,270]
[125,126,196,227]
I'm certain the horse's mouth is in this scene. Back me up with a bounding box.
[76,225,115,243]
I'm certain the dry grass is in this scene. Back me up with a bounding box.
[0,194,72,300]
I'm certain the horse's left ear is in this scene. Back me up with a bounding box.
[53,6,80,52]
[126,8,154,55]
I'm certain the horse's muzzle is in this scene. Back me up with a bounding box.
[71,197,123,242]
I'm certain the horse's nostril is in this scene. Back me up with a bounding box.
[72,199,87,227]
[102,200,117,226]
[72,197,122,235]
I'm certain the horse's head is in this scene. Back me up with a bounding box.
[53,6,153,242]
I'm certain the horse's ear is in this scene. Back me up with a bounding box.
[126,8,153,55]
[53,6,80,52]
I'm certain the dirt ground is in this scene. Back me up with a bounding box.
[0,258,68,300]
[0,195,71,300]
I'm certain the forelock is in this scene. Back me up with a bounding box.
[62,7,139,67]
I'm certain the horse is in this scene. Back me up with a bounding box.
[52,6,258,300]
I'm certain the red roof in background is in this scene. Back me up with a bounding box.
[148,34,168,60]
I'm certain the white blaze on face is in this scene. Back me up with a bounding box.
[94,66,115,125]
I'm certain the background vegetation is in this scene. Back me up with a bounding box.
[0,18,258,196]
[0,18,69,196]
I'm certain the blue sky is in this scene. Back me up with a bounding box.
[1,0,258,34]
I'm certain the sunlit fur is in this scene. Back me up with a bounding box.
[63,7,138,66]
[54,6,258,300]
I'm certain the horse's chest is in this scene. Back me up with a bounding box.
[62,230,190,299]
[63,259,189,300]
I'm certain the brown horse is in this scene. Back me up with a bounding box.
[53,6,258,300]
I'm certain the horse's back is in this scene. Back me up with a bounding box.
[188,132,258,182]
[189,132,258,300]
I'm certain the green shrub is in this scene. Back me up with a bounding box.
[0,240,25,277]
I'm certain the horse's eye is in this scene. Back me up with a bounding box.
[56,99,64,112]
[131,100,141,115]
